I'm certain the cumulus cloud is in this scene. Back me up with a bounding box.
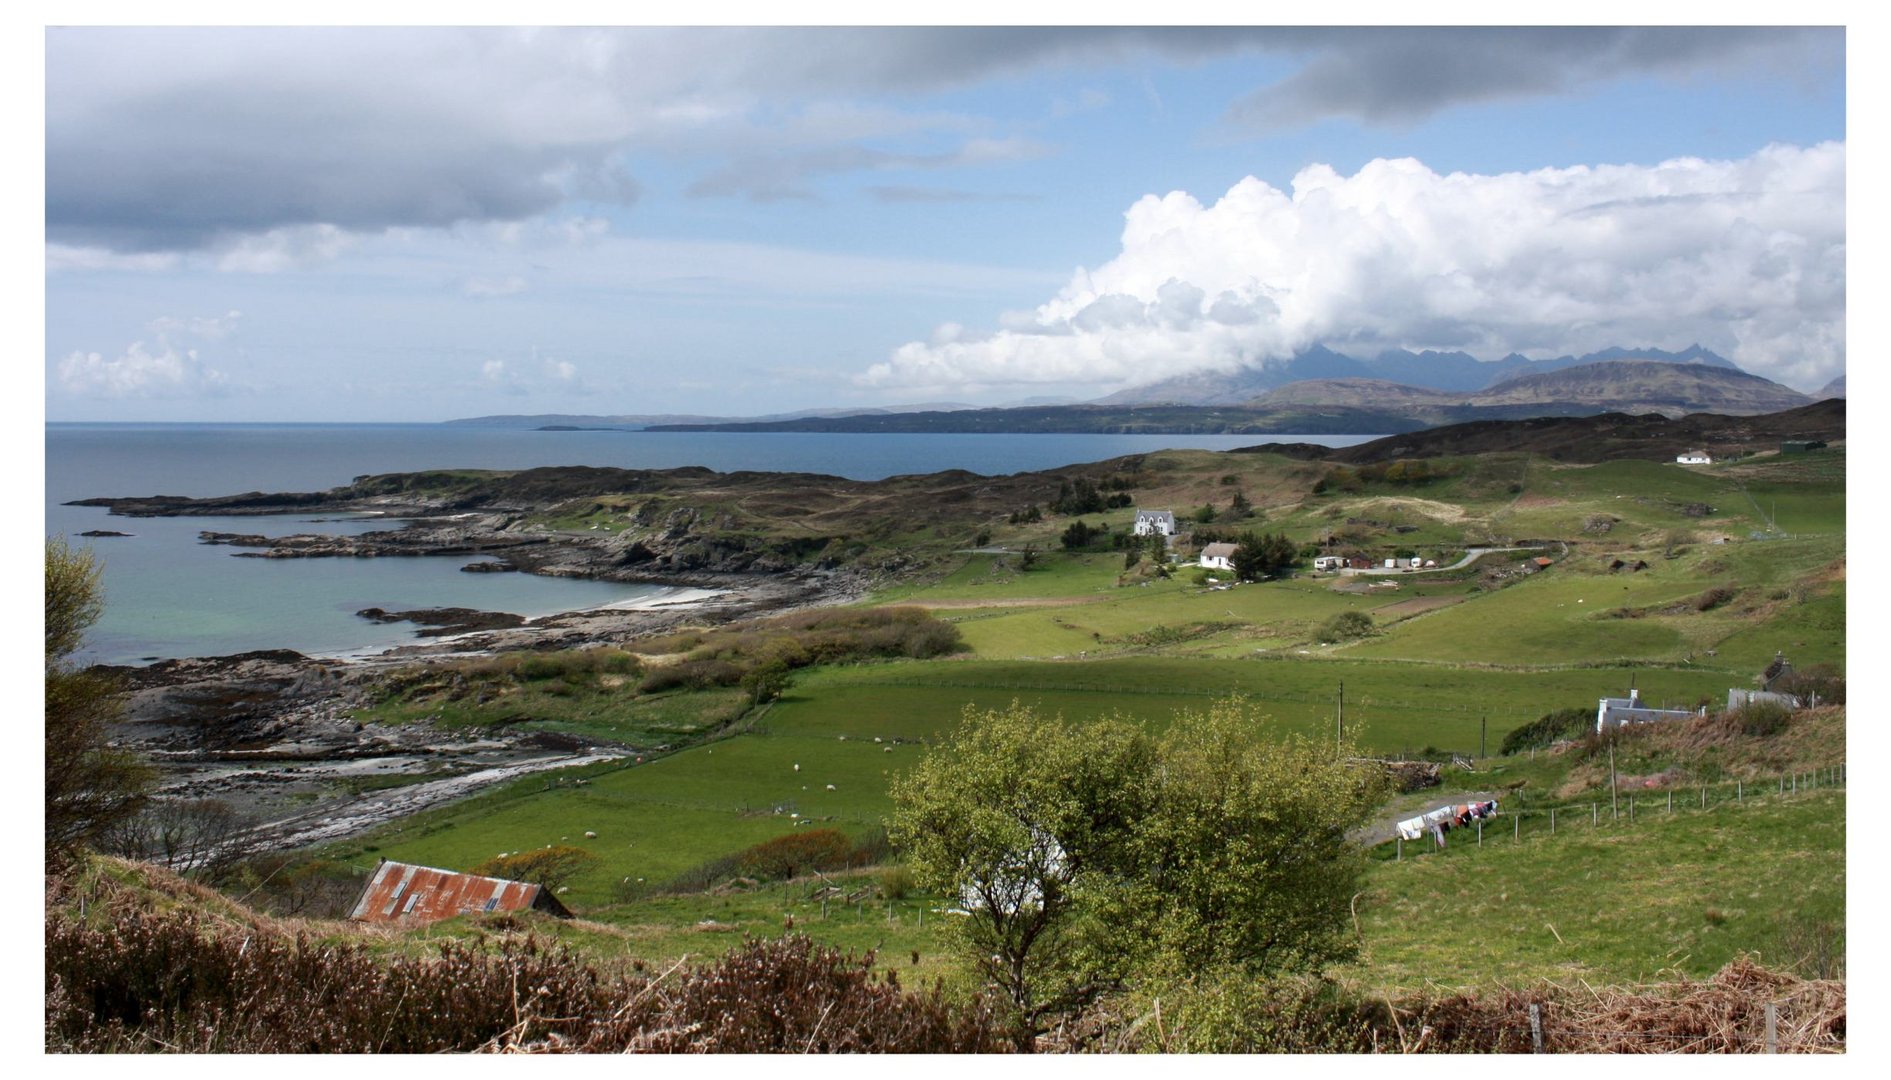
[57,343,228,399]
[56,310,246,399]
[863,143,1846,393]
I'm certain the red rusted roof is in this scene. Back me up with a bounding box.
[1534,557,1554,567]
[349,860,569,924]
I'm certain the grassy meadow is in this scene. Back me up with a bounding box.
[300,442,1842,990]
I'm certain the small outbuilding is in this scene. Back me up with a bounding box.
[1676,450,1714,465]
[1199,542,1238,571]
[350,859,572,925]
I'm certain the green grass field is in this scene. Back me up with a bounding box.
[298,441,1842,996]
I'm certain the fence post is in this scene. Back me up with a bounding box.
[1529,1003,1543,1053]
[1701,785,1707,809]
[1668,789,1673,814]
[1737,780,1742,803]
[1592,803,1598,827]
[1515,813,1520,842]
[1765,1002,1778,1054]
[1477,820,1483,847]
[1550,808,1556,834]
[1629,794,1635,823]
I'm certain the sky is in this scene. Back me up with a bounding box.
[41,22,1848,422]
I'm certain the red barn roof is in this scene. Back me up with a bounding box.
[349,860,571,924]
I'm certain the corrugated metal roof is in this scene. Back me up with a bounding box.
[349,860,568,924]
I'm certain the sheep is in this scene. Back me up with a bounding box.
[825,783,837,791]
[584,830,598,839]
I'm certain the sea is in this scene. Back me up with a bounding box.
[47,424,1383,665]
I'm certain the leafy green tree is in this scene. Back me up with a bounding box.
[46,538,152,866]
[889,698,1383,1034]
[888,703,1156,1033]
[1119,700,1383,978]
[1318,609,1375,641]
[1230,530,1298,582]
[470,844,600,893]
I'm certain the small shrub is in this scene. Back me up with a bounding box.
[737,829,856,881]
[469,845,599,893]
[878,865,915,900]
[1500,707,1593,755]
[1722,700,1793,738]
[1317,610,1374,641]
[1693,586,1738,612]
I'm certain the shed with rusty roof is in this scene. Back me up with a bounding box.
[349,859,572,924]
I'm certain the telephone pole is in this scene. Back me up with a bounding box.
[1336,681,1344,755]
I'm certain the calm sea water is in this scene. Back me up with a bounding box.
[47,424,1380,664]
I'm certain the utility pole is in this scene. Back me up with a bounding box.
[1336,681,1344,755]
[1480,716,1487,759]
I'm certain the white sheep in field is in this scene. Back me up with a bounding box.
[793,762,800,772]
[584,830,598,839]
[826,784,837,791]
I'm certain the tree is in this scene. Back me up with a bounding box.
[470,844,600,893]
[1230,530,1298,582]
[888,698,1383,1034]
[1120,700,1384,978]
[46,538,152,866]
[888,703,1155,1034]
[1319,610,1375,641]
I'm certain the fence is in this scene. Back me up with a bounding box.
[1386,762,1845,861]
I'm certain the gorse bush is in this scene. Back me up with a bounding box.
[1318,610,1375,642]
[1499,707,1593,755]
[46,868,1012,1053]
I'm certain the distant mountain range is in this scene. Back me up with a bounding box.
[1096,343,1741,405]
[1257,360,1812,419]
[445,345,1838,435]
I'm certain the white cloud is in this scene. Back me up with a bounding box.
[863,142,1846,393]
[45,245,182,273]
[55,310,246,398]
[57,342,229,399]
[214,225,357,273]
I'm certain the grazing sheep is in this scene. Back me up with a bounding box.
[584,830,598,839]
[825,784,837,791]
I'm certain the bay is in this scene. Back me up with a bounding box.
[47,423,1382,664]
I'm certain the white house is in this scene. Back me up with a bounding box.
[1133,509,1177,537]
[1312,555,1344,571]
[1199,542,1238,571]
[1596,688,1704,733]
[1676,450,1713,465]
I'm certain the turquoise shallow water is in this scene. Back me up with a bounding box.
[47,424,1381,664]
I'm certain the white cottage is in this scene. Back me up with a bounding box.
[1199,542,1238,571]
[1676,450,1713,465]
[1133,509,1177,537]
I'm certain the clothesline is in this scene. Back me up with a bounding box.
[1396,799,1499,845]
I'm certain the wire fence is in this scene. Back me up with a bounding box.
[1385,762,1845,861]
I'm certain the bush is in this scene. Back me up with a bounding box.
[1722,700,1793,738]
[738,829,857,881]
[1318,610,1374,641]
[878,864,915,900]
[1693,586,1738,612]
[1499,707,1594,755]
[470,845,599,893]
[46,872,1013,1053]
